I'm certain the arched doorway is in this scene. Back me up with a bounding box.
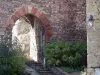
[6,7,53,64]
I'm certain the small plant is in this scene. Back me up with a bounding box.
[0,37,26,75]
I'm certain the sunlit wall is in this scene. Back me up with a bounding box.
[12,18,38,61]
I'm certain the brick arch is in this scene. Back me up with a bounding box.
[7,7,53,43]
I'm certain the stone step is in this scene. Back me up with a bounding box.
[26,61,54,75]
[39,70,53,73]
[39,70,52,72]
[41,73,53,75]
[39,70,53,75]
[25,65,40,75]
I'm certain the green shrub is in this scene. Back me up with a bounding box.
[46,41,87,68]
[0,39,26,75]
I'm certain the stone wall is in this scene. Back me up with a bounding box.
[87,0,100,75]
[0,0,86,41]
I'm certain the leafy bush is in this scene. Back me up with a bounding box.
[46,41,87,68]
[0,39,26,75]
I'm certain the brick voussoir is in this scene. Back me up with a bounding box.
[18,7,27,16]
[14,11,21,19]
[35,10,43,18]
[39,14,49,25]
[7,19,14,26]
[31,7,38,16]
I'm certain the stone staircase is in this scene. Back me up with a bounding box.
[26,61,54,75]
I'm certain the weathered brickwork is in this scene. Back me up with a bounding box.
[0,0,86,41]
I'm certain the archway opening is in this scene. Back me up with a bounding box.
[12,14,45,63]
[7,7,53,67]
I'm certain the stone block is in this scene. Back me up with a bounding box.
[87,68,95,75]
[87,54,100,68]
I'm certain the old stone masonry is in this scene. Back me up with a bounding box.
[1,0,100,75]
[87,0,100,75]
